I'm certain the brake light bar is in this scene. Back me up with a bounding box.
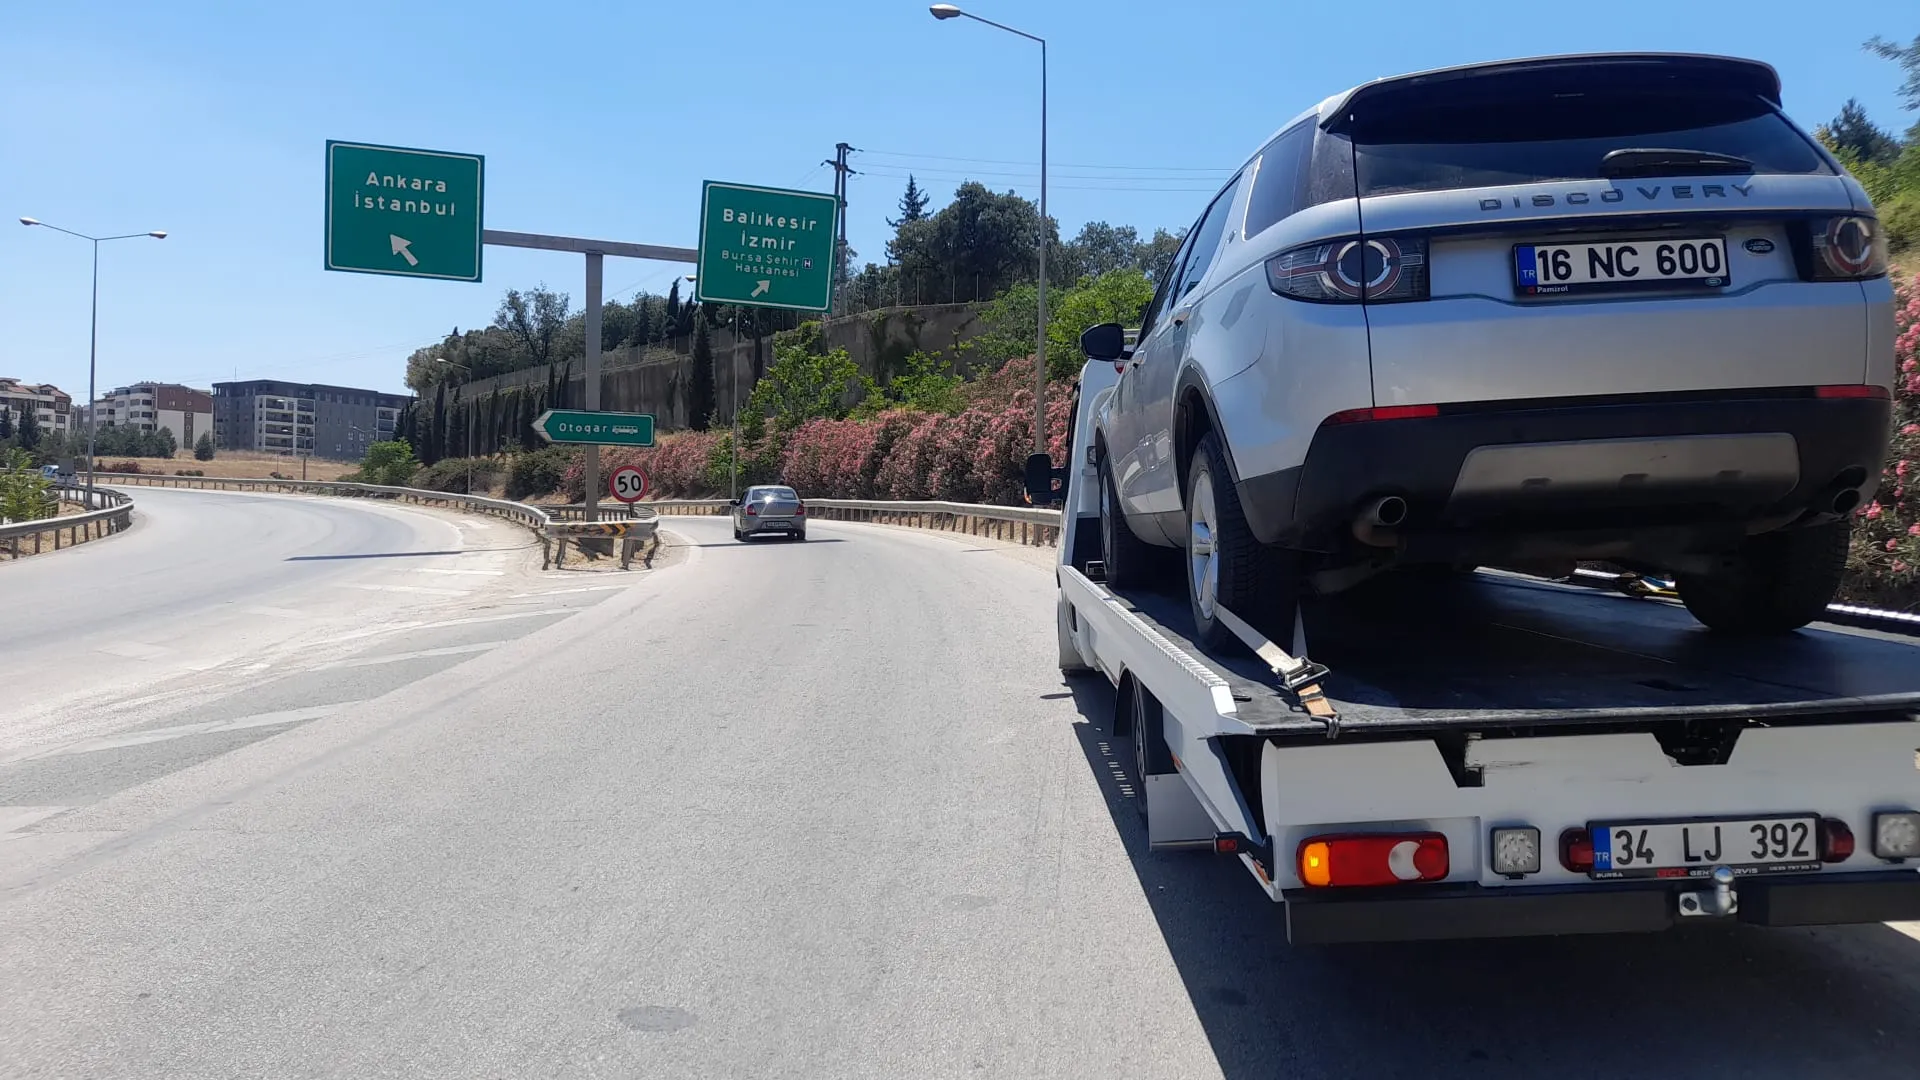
[1322,404,1440,425]
[1296,832,1449,887]
[1814,384,1890,400]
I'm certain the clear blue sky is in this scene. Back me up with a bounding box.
[2,1,1913,400]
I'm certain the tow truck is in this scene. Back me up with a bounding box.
[1025,357,1920,944]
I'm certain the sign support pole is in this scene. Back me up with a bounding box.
[583,252,603,522]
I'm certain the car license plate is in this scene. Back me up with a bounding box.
[1588,815,1821,880]
[1515,237,1730,296]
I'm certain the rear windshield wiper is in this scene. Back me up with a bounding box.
[1598,148,1755,179]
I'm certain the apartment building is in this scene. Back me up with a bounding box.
[0,378,74,436]
[92,382,214,449]
[212,380,407,460]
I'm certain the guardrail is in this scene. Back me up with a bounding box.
[0,483,136,560]
[646,498,1063,547]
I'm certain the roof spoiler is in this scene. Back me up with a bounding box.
[1321,53,1783,134]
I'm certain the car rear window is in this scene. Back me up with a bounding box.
[1349,92,1831,198]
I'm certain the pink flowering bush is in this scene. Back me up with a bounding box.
[1845,280,1920,610]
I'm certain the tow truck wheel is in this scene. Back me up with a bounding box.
[1678,519,1851,634]
[1130,682,1174,821]
[1185,431,1301,653]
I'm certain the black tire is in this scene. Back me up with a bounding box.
[1131,683,1174,821]
[1677,520,1851,635]
[734,527,746,542]
[1184,431,1302,652]
[1099,452,1169,590]
[794,530,807,542]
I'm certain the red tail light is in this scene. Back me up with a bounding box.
[1560,828,1595,873]
[1322,404,1440,426]
[1267,235,1429,304]
[1819,818,1855,862]
[794,501,806,516]
[1815,384,1890,400]
[1296,832,1448,887]
[1806,215,1887,281]
[744,504,757,516]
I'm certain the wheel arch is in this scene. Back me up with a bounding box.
[1173,367,1238,495]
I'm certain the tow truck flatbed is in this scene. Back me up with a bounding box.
[1114,570,1920,739]
[1041,357,1920,944]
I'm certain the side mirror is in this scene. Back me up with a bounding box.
[1023,452,1061,505]
[727,498,740,506]
[1079,322,1130,363]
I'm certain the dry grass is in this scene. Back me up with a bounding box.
[92,450,358,481]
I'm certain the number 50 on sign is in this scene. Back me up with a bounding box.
[609,465,650,504]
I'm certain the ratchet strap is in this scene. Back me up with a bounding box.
[1213,605,1340,737]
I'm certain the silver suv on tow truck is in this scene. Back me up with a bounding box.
[1088,53,1896,648]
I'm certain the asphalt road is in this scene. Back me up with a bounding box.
[6,498,1920,1079]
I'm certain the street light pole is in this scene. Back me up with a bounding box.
[18,218,167,499]
[930,5,1048,456]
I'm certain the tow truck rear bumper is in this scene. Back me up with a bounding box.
[1283,871,1920,945]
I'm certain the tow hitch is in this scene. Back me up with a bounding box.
[1678,866,1739,917]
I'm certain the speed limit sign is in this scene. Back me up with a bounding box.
[608,464,650,504]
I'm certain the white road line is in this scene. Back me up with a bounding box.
[95,642,170,661]
[339,583,472,597]
[412,567,506,576]
[1,704,352,765]
[0,807,75,834]
[310,641,507,670]
[300,608,573,648]
[508,584,624,597]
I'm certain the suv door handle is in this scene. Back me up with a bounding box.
[1171,304,1194,326]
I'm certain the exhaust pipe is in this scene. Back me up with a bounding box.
[1830,487,1861,516]
[1351,495,1409,547]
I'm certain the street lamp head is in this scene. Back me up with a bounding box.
[930,3,963,18]
[148,231,167,240]
[19,217,40,226]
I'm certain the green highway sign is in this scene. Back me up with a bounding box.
[533,409,656,447]
[325,140,485,282]
[696,181,838,312]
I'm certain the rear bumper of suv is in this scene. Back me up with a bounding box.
[1236,389,1891,554]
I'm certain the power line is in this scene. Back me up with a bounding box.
[856,147,1234,172]
[853,169,1220,194]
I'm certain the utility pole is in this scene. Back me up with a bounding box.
[824,142,857,314]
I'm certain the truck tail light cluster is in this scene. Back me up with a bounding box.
[1296,832,1448,887]
[1267,235,1429,304]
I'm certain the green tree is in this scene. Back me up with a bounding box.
[1137,227,1187,285]
[155,427,177,458]
[1060,221,1143,284]
[15,400,41,451]
[1868,34,1920,121]
[687,314,716,431]
[744,342,873,436]
[360,440,418,486]
[0,405,13,444]
[1047,268,1157,377]
[494,285,570,370]
[665,280,682,333]
[194,431,215,461]
[871,351,965,414]
[888,174,930,228]
[627,298,655,348]
[0,448,54,523]
[1822,99,1901,165]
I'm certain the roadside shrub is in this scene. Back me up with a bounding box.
[504,446,576,500]
[414,457,501,493]
[101,461,148,474]
[173,469,205,477]
[1844,280,1919,609]
[359,441,417,487]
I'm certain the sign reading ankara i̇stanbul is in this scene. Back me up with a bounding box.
[325,140,485,282]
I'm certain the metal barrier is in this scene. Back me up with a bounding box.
[646,498,1064,547]
[0,484,136,560]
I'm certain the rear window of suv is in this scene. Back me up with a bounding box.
[1348,92,1832,198]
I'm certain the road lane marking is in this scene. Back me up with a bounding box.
[309,641,507,670]
[301,608,573,648]
[0,704,354,765]
[339,583,472,596]
[0,807,75,834]
[508,584,624,597]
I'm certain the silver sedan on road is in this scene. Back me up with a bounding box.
[731,484,807,541]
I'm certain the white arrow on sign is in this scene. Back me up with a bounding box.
[390,235,419,267]
[750,279,770,298]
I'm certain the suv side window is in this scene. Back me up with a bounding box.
[1140,229,1197,340]
[1242,123,1313,238]
[1176,173,1243,302]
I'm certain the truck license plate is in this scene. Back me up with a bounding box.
[1588,815,1822,879]
[1515,237,1729,296]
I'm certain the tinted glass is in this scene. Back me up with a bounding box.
[1350,93,1830,198]
[1243,124,1314,238]
[1177,175,1242,300]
